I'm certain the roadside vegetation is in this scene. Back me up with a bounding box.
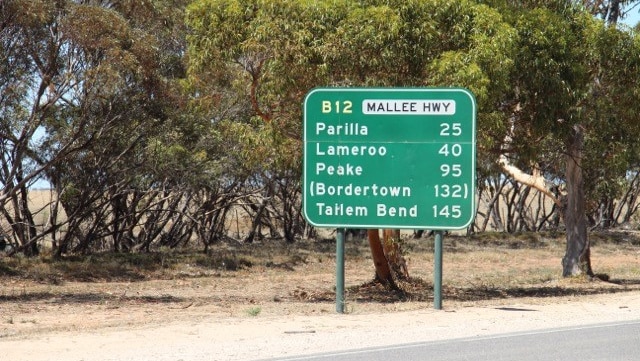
[2,231,639,309]
[2,0,640,289]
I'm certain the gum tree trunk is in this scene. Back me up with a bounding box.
[499,118,595,278]
[367,229,395,286]
[562,125,594,277]
[367,229,409,289]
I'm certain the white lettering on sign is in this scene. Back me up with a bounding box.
[362,100,456,115]
[316,203,368,216]
[315,162,363,176]
[376,204,418,217]
[311,182,411,197]
[316,143,387,156]
[316,122,368,135]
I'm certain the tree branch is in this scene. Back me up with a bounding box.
[497,110,563,207]
[497,154,562,207]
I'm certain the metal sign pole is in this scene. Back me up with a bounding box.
[336,228,346,313]
[434,230,444,310]
[302,88,477,314]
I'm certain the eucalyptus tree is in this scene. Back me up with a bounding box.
[577,1,640,228]
[486,1,640,276]
[581,0,639,24]
[186,0,345,243]
[0,1,43,255]
[0,0,99,255]
[0,0,187,255]
[186,0,516,285]
[324,0,516,285]
[48,0,195,255]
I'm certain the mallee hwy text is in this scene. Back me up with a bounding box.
[362,100,455,114]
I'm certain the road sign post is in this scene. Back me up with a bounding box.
[336,228,345,313]
[303,88,476,311]
[434,230,444,310]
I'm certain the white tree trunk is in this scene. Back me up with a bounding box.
[561,125,593,276]
[497,120,592,277]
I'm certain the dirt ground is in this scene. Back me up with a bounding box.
[1,232,640,360]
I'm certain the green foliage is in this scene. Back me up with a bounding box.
[246,306,261,316]
[185,0,516,177]
[184,0,523,244]
[514,8,588,132]
[3,0,640,257]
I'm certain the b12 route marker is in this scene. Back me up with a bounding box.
[303,88,476,230]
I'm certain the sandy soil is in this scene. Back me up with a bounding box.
[2,288,639,361]
[1,235,640,360]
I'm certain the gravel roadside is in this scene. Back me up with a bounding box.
[3,292,639,361]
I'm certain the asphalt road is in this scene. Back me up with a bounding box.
[272,320,640,361]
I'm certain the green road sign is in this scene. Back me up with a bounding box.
[303,88,476,229]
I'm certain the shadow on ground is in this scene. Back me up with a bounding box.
[299,277,640,304]
[0,291,185,304]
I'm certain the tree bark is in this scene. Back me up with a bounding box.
[366,229,396,288]
[382,229,409,280]
[562,125,594,277]
[366,229,410,289]
[497,118,594,277]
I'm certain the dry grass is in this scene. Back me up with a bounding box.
[2,230,640,338]
[2,231,639,303]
